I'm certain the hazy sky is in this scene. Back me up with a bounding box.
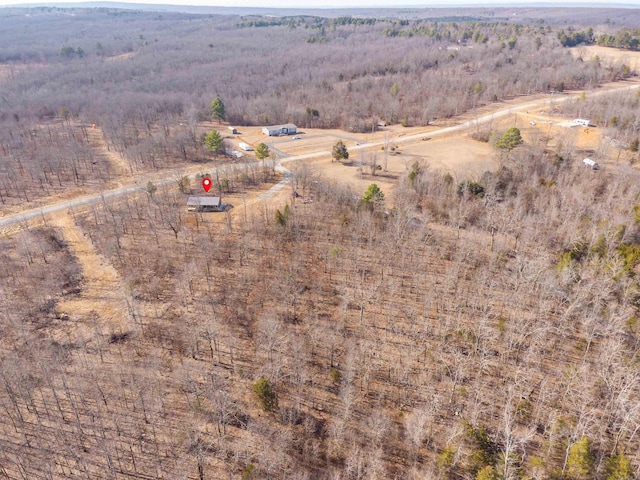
[2,0,639,6]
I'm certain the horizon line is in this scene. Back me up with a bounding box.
[3,1,640,8]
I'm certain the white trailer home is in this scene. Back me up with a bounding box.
[239,142,253,151]
[583,158,599,170]
[262,124,297,136]
[574,119,591,127]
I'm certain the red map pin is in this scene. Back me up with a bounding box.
[202,178,212,193]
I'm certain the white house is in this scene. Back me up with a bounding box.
[262,124,297,136]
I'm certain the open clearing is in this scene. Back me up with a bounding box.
[572,44,640,69]
[301,135,497,197]
[4,79,638,233]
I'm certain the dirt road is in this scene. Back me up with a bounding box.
[2,79,639,232]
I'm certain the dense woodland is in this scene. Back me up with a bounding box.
[2,5,640,480]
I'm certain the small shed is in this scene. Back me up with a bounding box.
[583,158,599,170]
[187,196,222,212]
[228,126,237,134]
[239,142,253,151]
[262,124,297,136]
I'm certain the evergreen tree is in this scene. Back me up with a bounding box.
[204,129,223,153]
[255,143,271,161]
[332,140,349,162]
[605,453,633,480]
[252,378,277,412]
[210,95,226,122]
[361,183,385,210]
[566,437,594,480]
[495,127,523,151]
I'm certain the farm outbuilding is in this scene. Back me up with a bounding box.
[262,124,297,136]
[583,158,599,170]
[187,196,222,212]
[574,119,591,127]
[559,119,594,128]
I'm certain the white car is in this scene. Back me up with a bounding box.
[292,135,300,140]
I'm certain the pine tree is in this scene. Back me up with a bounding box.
[204,130,223,153]
[210,95,226,122]
[605,453,633,480]
[255,143,271,161]
[332,140,349,162]
[566,437,594,480]
[495,127,523,151]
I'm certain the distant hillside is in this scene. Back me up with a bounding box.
[3,2,640,25]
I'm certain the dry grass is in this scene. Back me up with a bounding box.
[571,45,640,70]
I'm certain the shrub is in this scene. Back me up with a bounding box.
[557,240,588,270]
[515,398,533,422]
[616,243,640,276]
[242,464,255,480]
[476,465,499,480]
[437,446,456,470]
[457,181,485,198]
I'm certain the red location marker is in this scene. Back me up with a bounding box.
[202,178,212,193]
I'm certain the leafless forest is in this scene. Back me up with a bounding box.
[2,5,640,480]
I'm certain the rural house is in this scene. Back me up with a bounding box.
[187,196,222,212]
[262,124,297,136]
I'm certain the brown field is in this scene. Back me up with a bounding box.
[572,44,640,69]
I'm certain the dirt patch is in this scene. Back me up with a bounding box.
[84,124,131,177]
[51,212,133,343]
[516,112,597,150]
[105,52,136,61]
[297,134,497,200]
[398,135,497,178]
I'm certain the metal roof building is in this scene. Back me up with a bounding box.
[262,124,297,136]
[187,196,222,212]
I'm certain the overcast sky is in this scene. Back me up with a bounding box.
[2,0,639,6]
